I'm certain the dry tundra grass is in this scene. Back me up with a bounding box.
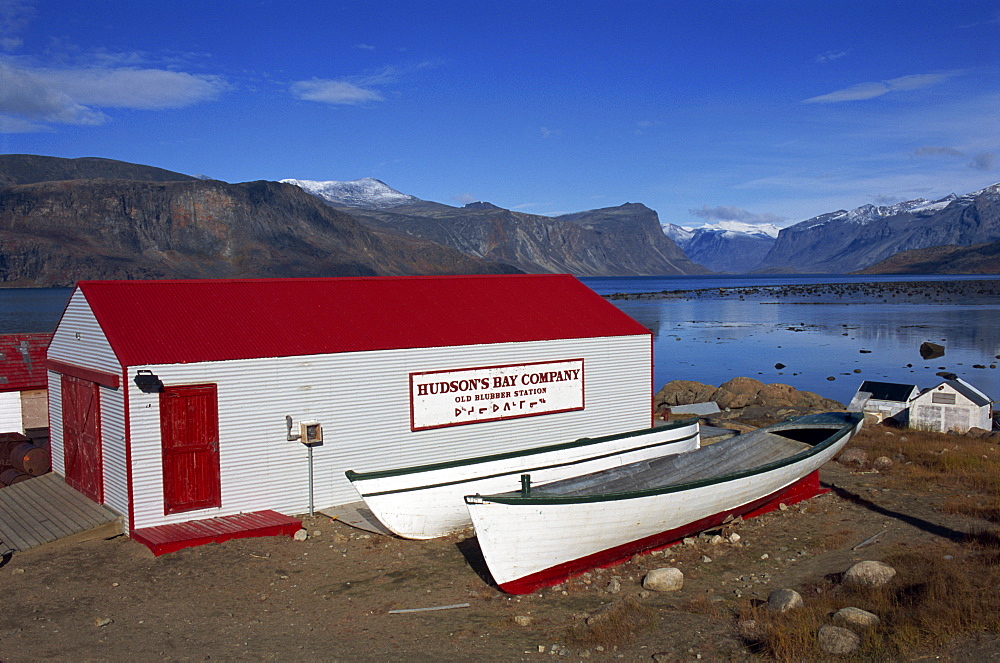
[737,424,1000,660]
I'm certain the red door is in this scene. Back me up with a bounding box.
[159,384,221,514]
[61,375,103,502]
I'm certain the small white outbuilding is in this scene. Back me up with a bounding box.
[909,378,994,433]
[45,275,653,538]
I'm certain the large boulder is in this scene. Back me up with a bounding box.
[843,560,896,587]
[654,378,844,412]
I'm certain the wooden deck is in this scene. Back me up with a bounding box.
[0,473,122,553]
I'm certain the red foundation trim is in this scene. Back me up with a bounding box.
[130,510,302,556]
[497,470,825,595]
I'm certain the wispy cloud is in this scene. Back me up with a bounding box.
[451,192,477,205]
[815,49,848,64]
[0,0,34,52]
[0,58,225,130]
[969,152,997,171]
[803,71,961,103]
[540,126,562,138]
[354,43,376,51]
[290,78,384,105]
[913,145,965,158]
[913,145,998,171]
[688,205,785,225]
[291,61,438,106]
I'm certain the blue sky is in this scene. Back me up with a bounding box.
[1,1,998,228]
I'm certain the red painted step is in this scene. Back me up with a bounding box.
[130,510,302,556]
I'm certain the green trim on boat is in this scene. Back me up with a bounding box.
[466,412,862,506]
[356,430,700,497]
[345,418,699,482]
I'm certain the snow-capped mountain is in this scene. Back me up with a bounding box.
[794,197,941,231]
[663,221,780,273]
[755,185,1000,273]
[281,177,418,209]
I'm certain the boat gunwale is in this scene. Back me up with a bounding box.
[466,412,861,506]
[345,418,699,482]
[353,429,700,498]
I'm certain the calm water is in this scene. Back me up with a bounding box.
[581,275,1000,405]
[3,277,999,406]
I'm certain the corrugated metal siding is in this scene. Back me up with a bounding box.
[0,333,52,392]
[100,384,128,515]
[0,392,21,431]
[47,290,121,374]
[127,335,650,528]
[48,371,64,475]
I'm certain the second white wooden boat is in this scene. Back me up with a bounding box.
[465,411,863,594]
[345,419,700,539]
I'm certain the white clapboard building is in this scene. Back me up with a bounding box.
[45,275,653,537]
[909,378,994,433]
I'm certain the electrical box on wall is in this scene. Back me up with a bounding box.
[300,420,323,445]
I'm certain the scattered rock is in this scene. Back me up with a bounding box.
[606,577,622,594]
[872,456,893,470]
[293,529,308,542]
[709,534,724,545]
[837,448,869,468]
[727,532,741,544]
[920,341,946,359]
[736,619,767,642]
[512,615,533,626]
[767,588,803,613]
[774,363,786,370]
[94,617,113,627]
[832,606,880,630]
[843,560,896,587]
[818,624,861,655]
[643,567,684,592]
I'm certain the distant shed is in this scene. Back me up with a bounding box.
[45,275,654,535]
[849,380,919,424]
[909,378,993,433]
[0,333,52,435]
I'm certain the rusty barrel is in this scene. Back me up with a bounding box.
[0,468,31,486]
[2,442,51,475]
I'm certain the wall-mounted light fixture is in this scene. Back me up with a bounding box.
[134,370,163,393]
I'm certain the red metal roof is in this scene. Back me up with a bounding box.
[75,275,649,367]
[0,333,52,392]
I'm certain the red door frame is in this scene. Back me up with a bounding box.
[61,375,104,502]
[159,384,222,515]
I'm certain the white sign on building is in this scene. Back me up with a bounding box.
[410,359,585,430]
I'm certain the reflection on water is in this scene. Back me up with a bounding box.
[610,298,1000,406]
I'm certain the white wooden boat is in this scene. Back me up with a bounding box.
[345,419,700,539]
[464,411,863,594]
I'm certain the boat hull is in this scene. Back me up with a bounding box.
[498,470,823,594]
[465,412,861,593]
[346,420,700,539]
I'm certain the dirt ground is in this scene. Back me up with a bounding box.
[1,423,998,662]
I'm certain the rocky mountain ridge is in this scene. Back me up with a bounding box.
[754,184,1000,273]
[0,171,517,286]
[328,196,709,276]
